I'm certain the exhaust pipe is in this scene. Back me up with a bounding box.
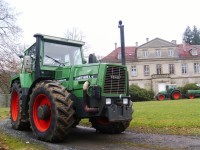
[118,20,126,66]
[83,81,99,113]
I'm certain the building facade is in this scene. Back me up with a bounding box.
[101,38,200,94]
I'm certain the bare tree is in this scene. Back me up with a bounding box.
[64,27,85,41]
[64,27,90,52]
[0,0,22,93]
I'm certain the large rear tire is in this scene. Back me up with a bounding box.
[71,118,81,128]
[29,81,75,142]
[171,91,181,100]
[10,81,30,130]
[90,117,130,134]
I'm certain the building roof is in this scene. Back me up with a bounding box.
[178,44,200,58]
[138,38,177,48]
[101,46,136,63]
[101,38,200,62]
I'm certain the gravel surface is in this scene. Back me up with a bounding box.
[1,119,200,150]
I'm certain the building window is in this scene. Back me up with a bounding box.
[169,64,175,74]
[144,65,150,76]
[131,66,137,76]
[117,52,121,59]
[168,49,174,57]
[143,50,148,57]
[155,49,161,57]
[156,64,162,74]
[194,63,200,73]
[182,63,188,74]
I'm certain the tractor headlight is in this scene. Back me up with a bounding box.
[105,98,111,105]
[123,98,128,105]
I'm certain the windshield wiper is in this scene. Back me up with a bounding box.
[46,55,66,66]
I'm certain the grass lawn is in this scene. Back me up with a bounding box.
[80,99,200,135]
[0,108,44,150]
[0,108,9,122]
[131,98,200,135]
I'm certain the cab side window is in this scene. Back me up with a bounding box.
[26,44,36,70]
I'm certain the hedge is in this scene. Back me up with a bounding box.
[129,84,154,102]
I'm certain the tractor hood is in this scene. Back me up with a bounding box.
[67,63,129,96]
[68,63,101,91]
[46,63,129,97]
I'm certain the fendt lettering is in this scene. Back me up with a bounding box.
[110,75,121,80]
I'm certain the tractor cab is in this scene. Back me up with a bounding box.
[166,84,177,92]
[22,34,85,80]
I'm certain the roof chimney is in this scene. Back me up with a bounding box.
[171,40,176,44]
[115,43,117,49]
[135,42,138,47]
[146,38,149,42]
[182,40,186,51]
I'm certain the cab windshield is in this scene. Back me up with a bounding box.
[43,41,83,66]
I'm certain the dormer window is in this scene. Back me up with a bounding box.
[118,52,121,59]
[190,49,198,56]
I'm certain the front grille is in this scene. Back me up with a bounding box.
[104,65,126,94]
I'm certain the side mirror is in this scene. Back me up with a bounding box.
[88,54,98,63]
[24,55,32,69]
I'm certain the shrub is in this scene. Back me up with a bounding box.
[177,86,184,93]
[129,84,155,102]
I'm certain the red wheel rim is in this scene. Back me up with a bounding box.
[189,94,194,99]
[158,95,165,101]
[11,91,19,121]
[96,118,110,125]
[33,94,51,132]
[173,92,180,99]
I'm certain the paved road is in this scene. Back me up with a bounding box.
[1,119,200,150]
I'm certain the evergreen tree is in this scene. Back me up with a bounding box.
[191,26,200,45]
[183,25,200,45]
[183,26,192,44]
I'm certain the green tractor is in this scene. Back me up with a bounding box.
[10,34,133,142]
[156,84,181,101]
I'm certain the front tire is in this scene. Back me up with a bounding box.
[156,94,165,101]
[29,81,75,142]
[90,117,130,134]
[10,81,29,130]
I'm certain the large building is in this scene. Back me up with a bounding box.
[101,38,200,94]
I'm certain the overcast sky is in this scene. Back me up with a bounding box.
[8,0,200,56]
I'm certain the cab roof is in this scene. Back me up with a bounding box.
[34,33,85,46]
